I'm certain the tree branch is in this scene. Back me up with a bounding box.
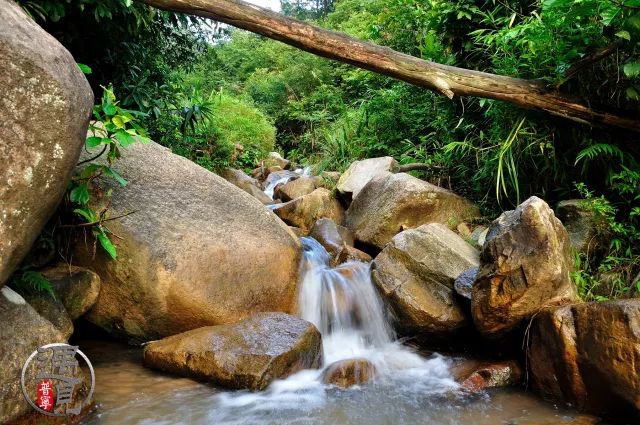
[140,0,640,133]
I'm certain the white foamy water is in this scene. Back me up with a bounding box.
[207,237,458,423]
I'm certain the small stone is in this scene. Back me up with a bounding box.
[322,358,377,388]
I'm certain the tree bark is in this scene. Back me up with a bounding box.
[141,0,640,132]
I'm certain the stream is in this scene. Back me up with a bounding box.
[77,237,594,425]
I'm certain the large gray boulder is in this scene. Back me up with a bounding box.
[73,141,301,341]
[0,287,67,423]
[472,196,578,337]
[345,172,480,249]
[143,313,322,391]
[273,188,344,233]
[371,223,479,337]
[41,264,101,321]
[0,0,93,285]
[336,157,398,202]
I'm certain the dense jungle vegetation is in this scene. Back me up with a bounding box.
[17,0,640,299]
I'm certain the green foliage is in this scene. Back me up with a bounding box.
[10,269,55,299]
[69,86,150,260]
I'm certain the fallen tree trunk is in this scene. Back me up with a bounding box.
[141,0,640,133]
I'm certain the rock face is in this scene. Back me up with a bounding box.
[73,141,301,341]
[556,199,600,254]
[0,287,67,423]
[20,292,74,339]
[371,223,479,337]
[529,301,640,420]
[273,188,344,233]
[40,265,101,321]
[274,176,317,202]
[336,157,398,202]
[450,359,522,392]
[471,196,577,337]
[345,172,480,249]
[0,1,93,285]
[221,168,273,205]
[143,313,322,391]
[322,358,377,388]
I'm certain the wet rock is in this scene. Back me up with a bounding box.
[528,300,640,421]
[275,176,317,202]
[40,264,100,320]
[322,358,377,388]
[556,199,602,254]
[73,141,301,341]
[0,1,93,285]
[471,196,577,337]
[143,313,322,391]
[221,168,273,205]
[310,218,347,259]
[371,223,479,337]
[336,245,372,264]
[21,292,73,339]
[0,287,68,423]
[453,267,478,300]
[273,188,344,233]
[450,359,522,392]
[345,172,480,249]
[336,157,398,203]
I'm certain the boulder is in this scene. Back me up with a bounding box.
[336,245,372,264]
[0,1,93,285]
[345,172,480,249]
[309,218,347,259]
[371,223,479,337]
[470,226,488,249]
[453,266,478,300]
[221,168,273,205]
[472,196,577,337]
[40,265,100,321]
[262,170,299,198]
[556,199,602,254]
[143,313,322,391]
[21,292,73,339]
[265,152,290,169]
[0,287,68,423]
[322,358,377,388]
[274,176,317,202]
[336,157,398,202]
[73,141,301,341]
[273,188,344,233]
[450,359,522,392]
[529,300,640,420]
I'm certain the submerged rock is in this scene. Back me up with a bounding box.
[221,167,273,205]
[0,287,68,423]
[143,313,322,391]
[40,265,101,321]
[371,223,479,337]
[0,0,93,285]
[73,141,301,341]
[472,196,577,337]
[529,300,640,421]
[345,172,480,249]
[450,359,522,392]
[336,156,398,202]
[273,188,344,232]
[322,358,377,388]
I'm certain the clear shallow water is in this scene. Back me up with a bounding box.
[78,237,595,425]
[79,339,594,425]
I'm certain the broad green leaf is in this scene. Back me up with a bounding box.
[623,62,640,78]
[77,63,92,74]
[115,130,136,147]
[73,207,97,223]
[86,136,104,148]
[615,30,631,40]
[70,185,90,205]
[96,233,117,260]
[103,103,117,116]
[102,166,128,186]
[626,86,639,100]
[112,115,125,128]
